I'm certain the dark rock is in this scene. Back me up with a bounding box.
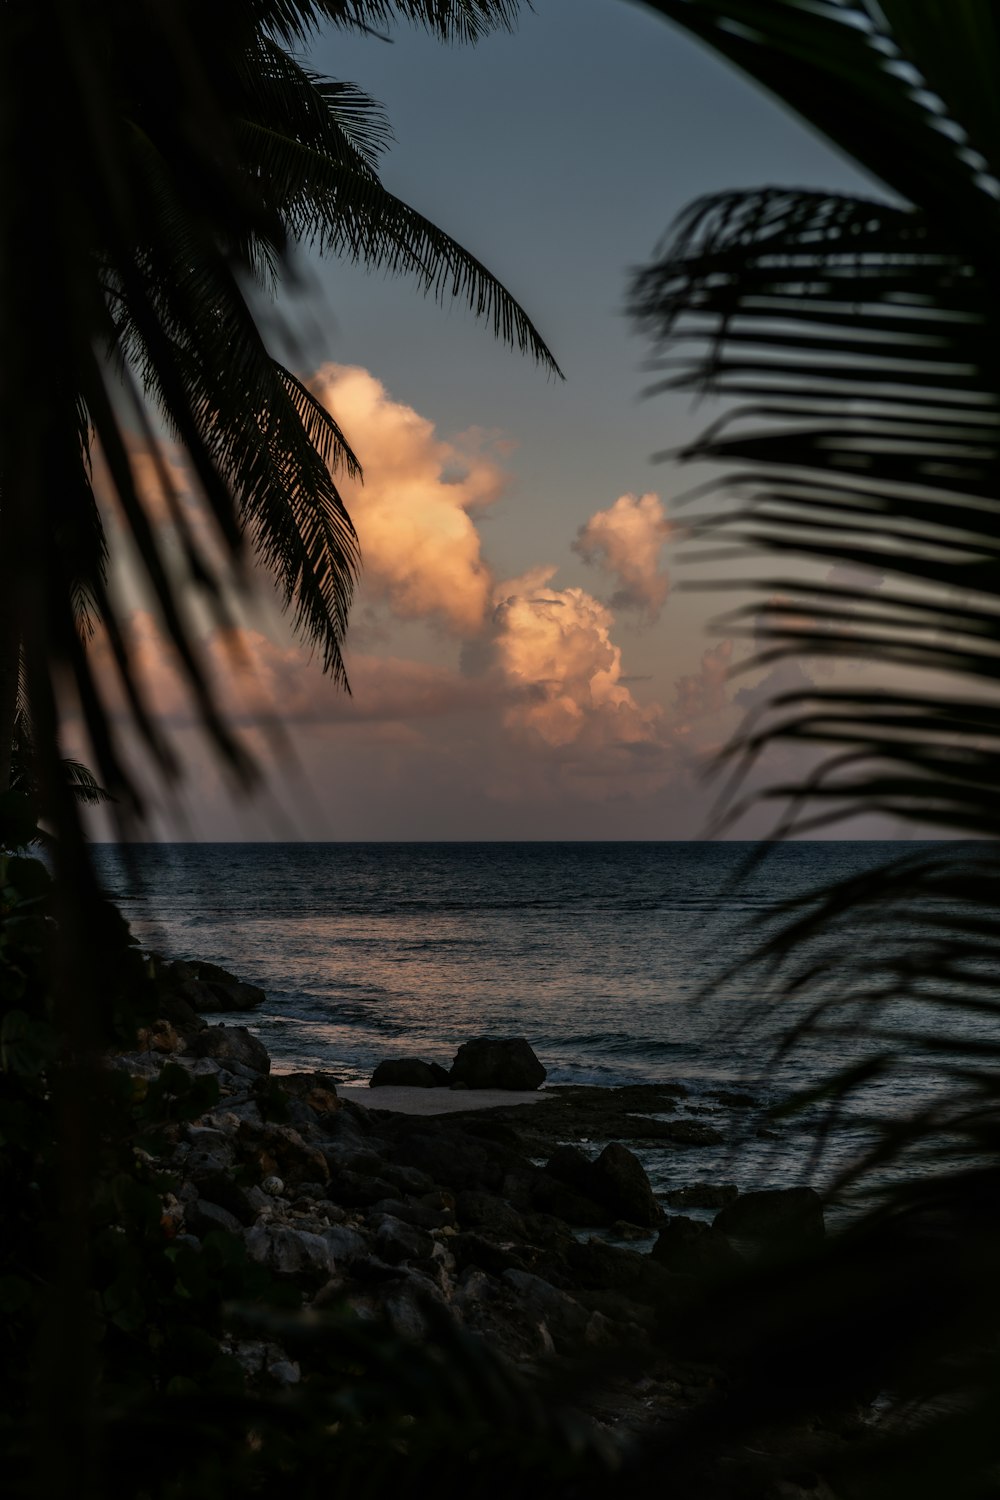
[324,1164,399,1209]
[665,1182,739,1211]
[154,955,266,1014]
[193,1168,256,1226]
[294,1180,327,1201]
[188,1024,270,1075]
[278,1072,341,1116]
[449,1037,546,1091]
[239,1121,330,1189]
[370,1214,436,1266]
[450,1232,529,1279]
[650,1215,739,1275]
[524,1171,613,1228]
[390,1126,521,1193]
[321,1225,369,1265]
[456,1190,527,1241]
[371,1057,446,1089]
[370,1197,454,1232]
[592,1142,662,1228]
[502,1268,589,1343]
[565,1238,679,1311]
[541,1141,660,1227]
[380,1163,435,1197]
[544,1144,598,1198]
[714,1187,825,1245]
[653,1120,725,1146]
[244,1225,338,1280]
[185,1198,243,1237]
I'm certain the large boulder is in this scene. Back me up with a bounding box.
[591,1143,662,1228]
[650,1214,739,1275]
[154,956,266,1014]
[187,1023,270,1075]
[449,1037,546,1091]
[371,1057,449,1088]
[713,1186,825,1245]
[543,1141,661,1228]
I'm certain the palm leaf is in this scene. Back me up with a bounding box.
[627,4,1000,1490]
[630,184,1000,835]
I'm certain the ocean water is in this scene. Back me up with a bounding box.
[90,840,982,1202]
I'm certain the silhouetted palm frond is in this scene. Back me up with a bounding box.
[630,1,1000,1490]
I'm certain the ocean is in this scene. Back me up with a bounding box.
[91,840,973,1206]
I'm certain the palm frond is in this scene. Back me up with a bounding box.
[630,186,1000,836]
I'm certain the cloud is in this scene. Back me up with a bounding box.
[491,568,662,751]
[309,364,508,635]
[673,640,734,730]
[89,611,495,732]
[573,491,671,621]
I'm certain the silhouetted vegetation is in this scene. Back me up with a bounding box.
[6,1,1000,1495]
[628,1,1000,1491]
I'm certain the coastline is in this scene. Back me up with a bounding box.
[107,955,857,1491]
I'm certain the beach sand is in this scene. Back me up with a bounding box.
[336,1084,550,1116]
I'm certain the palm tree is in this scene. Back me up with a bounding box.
[626,3,1000,1491]
[0,0,556,843]
[0,13,555,1494]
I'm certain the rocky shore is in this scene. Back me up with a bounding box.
[113,956,850,1490]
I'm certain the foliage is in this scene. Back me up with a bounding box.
[629,1,1000,1491]
[0,0,557,840]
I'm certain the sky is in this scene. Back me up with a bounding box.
[87,0,888,842]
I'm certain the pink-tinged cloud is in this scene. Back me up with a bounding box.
[573,491,671,621]
[492,568,662,750]
[673,640,734,730]
[309,364,508,635]
[88,611,493,732]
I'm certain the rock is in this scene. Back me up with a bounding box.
[449,1037,546,1091]
[389,1127,520,1194]
[371,1057,449,1088]
[184,1199,243,1237]
[244,1225,338,1280]
[456,1190,527,1241]
[665,1182,739,1211]
[321,1225,369,1265]
[525,1171,613,1228]
[591,1142,662,1228]
[294,1180,327,1201]
[188,1025,270,1075]
[370,1214,436,1267]
[241,1123,330,1190]
[278,1073,341,1115]
[502,1268,589,1343]
[380,1163,435,1197]
[194,1168,257,1226]
[543,1144,598,1199]
[370,1197,454,1232]
[565,1238,679,1312]
[137,1019,186,1054]
[541,1142,661,1227]
[650,1215,739,1275]
[154,956,266,1013]
[714,1187,825,1245]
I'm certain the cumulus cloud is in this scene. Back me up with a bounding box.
[491,569,662,751]
[309,364,508,635]
[573,491,671,621]
[673,640,734,731]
